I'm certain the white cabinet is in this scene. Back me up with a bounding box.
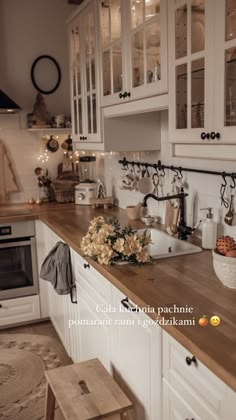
[111,287,162,420]
[42,224,69,351]
[99,0,168,107]
[71,250,113,371]
[35,220,49,318]
[0,295,40,327]
[163,330,236,420]
[168,0,236,160]
[68,0,101,147]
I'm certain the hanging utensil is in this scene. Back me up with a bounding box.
[224,188,235,226]
[220,173,229,208]
[152,172,159,195]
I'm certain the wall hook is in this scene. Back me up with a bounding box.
[220,173,229,208]
[230,174,236,189]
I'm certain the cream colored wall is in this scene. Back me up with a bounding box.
[0,0,76,203]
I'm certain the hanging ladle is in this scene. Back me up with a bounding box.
[224,176,235,225]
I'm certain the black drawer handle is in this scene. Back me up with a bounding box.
[83,263,90,269]
[80,136,87,141]
[210,132,220,140]
[121,297,139,312]
[119,92,124,99]
[201,132,210,140]
[186,356,197,366]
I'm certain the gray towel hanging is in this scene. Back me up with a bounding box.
[40,241,77,304]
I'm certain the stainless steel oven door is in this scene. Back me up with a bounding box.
[0,237,39,300]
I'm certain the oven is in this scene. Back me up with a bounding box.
[0,220,39,300]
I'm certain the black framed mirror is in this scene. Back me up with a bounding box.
[31,55,61,95]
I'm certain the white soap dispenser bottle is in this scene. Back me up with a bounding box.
[200,207,217,249]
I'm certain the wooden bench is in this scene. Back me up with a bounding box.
[45,358,133,420]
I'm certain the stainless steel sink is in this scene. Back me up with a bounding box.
[138,228,202,259]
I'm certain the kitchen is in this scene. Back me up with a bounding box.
[0,0,236,419]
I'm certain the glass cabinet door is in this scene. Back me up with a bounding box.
[214,0,236,139]
[128,0,167,98]
[70,23,84,137]
[84,5,98,138]
[170,0,214,142]
[100,0,124,104]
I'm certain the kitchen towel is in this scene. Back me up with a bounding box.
[0,139,19,202]
[40,241,77,303]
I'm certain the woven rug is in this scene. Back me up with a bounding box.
[0,334,71,420]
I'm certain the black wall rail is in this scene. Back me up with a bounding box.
[118,157,236,208]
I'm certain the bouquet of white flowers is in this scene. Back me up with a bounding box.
[80,216,152,265]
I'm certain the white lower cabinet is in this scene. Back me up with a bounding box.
[0,295,40,327]
[111,288,162,420]
[163,330,236,420]
[40,224,236,420]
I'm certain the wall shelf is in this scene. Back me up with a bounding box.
[27,128,71,133]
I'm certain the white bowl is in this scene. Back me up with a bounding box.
[212,249,236,288]
[142,216,154,226]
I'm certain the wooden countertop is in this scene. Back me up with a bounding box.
[1,203,236,392]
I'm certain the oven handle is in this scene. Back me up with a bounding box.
[0,239,32,248]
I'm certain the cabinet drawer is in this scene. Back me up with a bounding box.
[0,295,40,327]
[163,331,226,416]
[71,249,111,303]
[163,379,219,420]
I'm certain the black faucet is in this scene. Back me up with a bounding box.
[142,188,194,240]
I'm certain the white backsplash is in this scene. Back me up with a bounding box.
[0,113,70,203]
[103,111,236,239]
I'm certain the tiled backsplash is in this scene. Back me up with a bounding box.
[104,112,236,238]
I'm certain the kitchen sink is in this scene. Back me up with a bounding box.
[138,228,202,259]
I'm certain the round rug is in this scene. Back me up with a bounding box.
[0,333,71,420]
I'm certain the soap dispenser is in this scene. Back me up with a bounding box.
[200,207,217,249]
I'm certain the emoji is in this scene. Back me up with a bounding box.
[198,315,208,327]
[210,315,221,327]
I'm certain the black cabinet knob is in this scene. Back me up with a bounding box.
[83,263,90,269]
[84,136,87,141]
[201,132,206,140]
[123,91,128,98]
[206,132,210,139]
[210,132,216,139]
[215,132,220,139]
[119,92,123,99]
[186,356,197,366]
[80,136,83,140]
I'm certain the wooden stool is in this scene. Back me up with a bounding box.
[45,358,133,420]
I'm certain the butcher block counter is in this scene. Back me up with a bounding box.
[1,203,236,392]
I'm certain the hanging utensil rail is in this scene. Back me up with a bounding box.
[119,157,236,179]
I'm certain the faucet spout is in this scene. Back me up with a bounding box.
[142,189,192,240]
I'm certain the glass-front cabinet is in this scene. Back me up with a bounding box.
[69,1,101,144]
[99,0,168,106]
[215,0,236,142]
[169,0,215,144]
[169,0,236,153]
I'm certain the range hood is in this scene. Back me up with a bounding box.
[0,89,21,114]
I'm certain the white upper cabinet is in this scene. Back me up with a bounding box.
[169,0,215,144]
[99,0,168,107]
[68,1,102,145]
[214,0,236,142]
[169,0,236,158]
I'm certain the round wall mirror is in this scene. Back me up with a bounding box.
[31,55,61,95]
